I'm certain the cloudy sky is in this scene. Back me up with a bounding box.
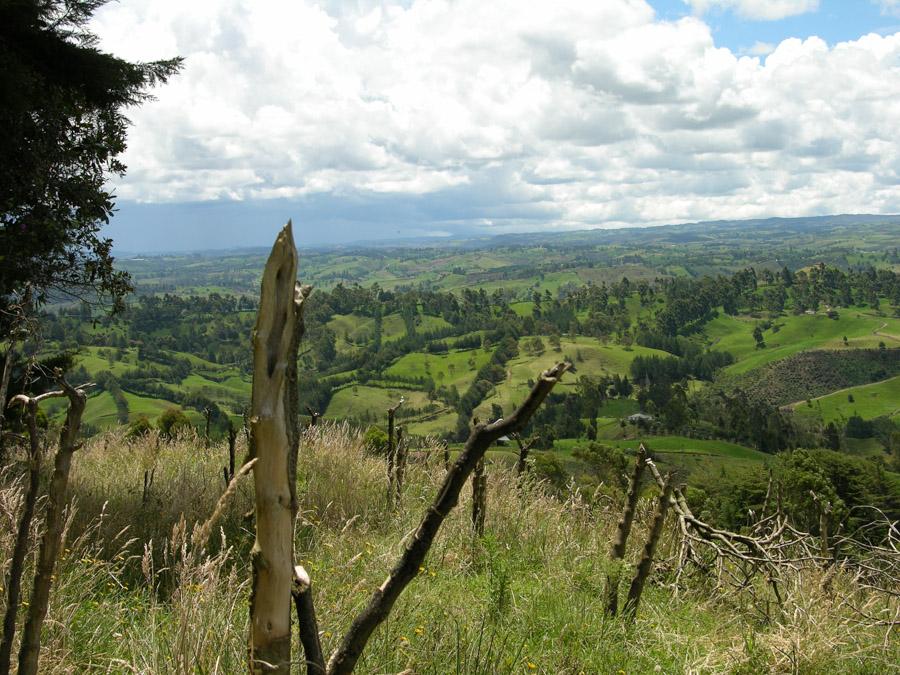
[92,0,900,251]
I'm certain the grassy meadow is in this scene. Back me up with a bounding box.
[0,423,896,673]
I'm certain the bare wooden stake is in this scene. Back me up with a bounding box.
[394,425,407,505]
[325,363,568,675]
[248,221,309,675]
[471,456,486,537]
[142,467,155,505]
[622,475,674,622]
[305,407,321,428]
[225,422,238,484]
[385,399,403,505]
[292,566,325,675]
[17,377,92,675]
[605,443,648,616]
[511,432,535,478]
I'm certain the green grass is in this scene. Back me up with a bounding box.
[791,375,900,423]
[552,435,766,462]
[76,391,191,429]
[385,347,495,391]
[476,337,669,418]
[706,308,900,375]
[4,421,896,673]
[325,385,431,421]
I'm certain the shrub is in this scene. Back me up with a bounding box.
[157,407,191,440]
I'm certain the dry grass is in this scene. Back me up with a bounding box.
[0,422,897,673]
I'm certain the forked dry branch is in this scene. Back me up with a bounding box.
[325,362,569,674]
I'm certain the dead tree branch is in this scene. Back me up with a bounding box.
[325,362,568,674]
[623,475,673,621]
[18,377,92,675]
[605,443,648,616]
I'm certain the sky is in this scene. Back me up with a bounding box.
[91,0,900,251]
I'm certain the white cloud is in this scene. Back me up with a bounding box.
[685,0,819,21]
[878,0,900,17]
[91,0,900,235]
[745,41,776,56]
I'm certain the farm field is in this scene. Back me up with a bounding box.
[705,308,900,374]
[325,385,431,421]
[385,346,495,391]
[791,375,900,424]
[475,337,669,418]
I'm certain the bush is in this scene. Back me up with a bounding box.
[362,425,388,456]
[125,415,153,441]
[157,407,191,440]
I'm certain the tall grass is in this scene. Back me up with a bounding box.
[0,422,896,672]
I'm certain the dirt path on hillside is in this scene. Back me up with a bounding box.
[873,322,900,344]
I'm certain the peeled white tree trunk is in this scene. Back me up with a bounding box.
[248,222,306,674]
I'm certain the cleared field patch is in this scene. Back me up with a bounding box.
[476,337,669,418]
[328,313,376,351]
[385,347,495,391]
[406,411,457,437]
[75,391,188,430]
[553,435,765,461]
[791,375,900,423]
[325,385,431,421]
[77,346,139,377]
[706,309,900,375]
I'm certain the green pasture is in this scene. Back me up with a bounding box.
[791,375,900,423]
[475,337,668,418]
[706,308,900,374]
[325,385,431,421]
[384,347,495,391]
[75,391,192,430]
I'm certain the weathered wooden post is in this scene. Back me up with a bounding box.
[224,422,238,487]
[385,398,403,505]
[247,222,311,674]
[305,406,321,428]
[394,426,407,505]
[17,376,91,675]
[605,444,648,616]
[471,457,486,537]
[204,406,212,447]
[511,432,535,478]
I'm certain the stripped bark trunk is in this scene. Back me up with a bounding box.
[622,476,674,621]
[248,222,308,675]
[0,399,41,675]
[471,457,486,537]
[17,378,89,675]
[292,566,325,675]
[325,363,568,674]
[605,443,648,616]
